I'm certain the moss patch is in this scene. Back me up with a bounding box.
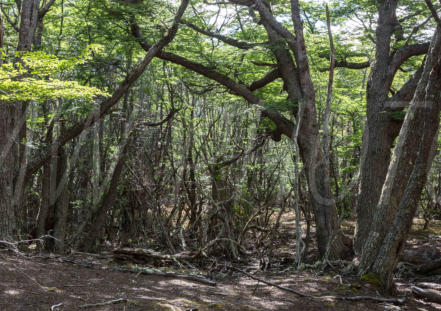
[360,273,382,289]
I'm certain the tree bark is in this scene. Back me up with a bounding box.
[359,25,441,293]
[354,0,428,255]
[0,0,40,239]
[252,0,349,259]
[81,140,129,251]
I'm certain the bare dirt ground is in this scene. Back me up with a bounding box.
[1,218,441,311]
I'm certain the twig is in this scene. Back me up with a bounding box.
[79,298,126,309]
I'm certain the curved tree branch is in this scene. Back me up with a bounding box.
[320,59,371,72]
[389,42,430,76]
[248,68,280,91]
[181,20,264,50]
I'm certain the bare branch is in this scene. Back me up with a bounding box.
[248,68,280,91]
[137,108,180,127]
[320,60,371,72]
[323,4,334,161]
[389,42,430,75]
[424,0,441,28]
[403,16,431,47]
[251,0,298,55]
[1,5,19,32]
[181,20,264,49]
[38,0,56,18]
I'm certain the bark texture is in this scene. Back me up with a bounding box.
[0,0,40,239]
[354,0,429,255]
[359,25,441,293]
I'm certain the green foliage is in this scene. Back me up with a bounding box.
[0,48,108,102]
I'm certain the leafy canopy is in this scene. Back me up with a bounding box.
[0,46,109,102]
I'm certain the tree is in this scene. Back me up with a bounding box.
[354,0,429,255]
[1,0,45,239]
[359,20,441,292]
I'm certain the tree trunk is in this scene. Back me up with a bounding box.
[359,25,441,293]
[0,103,18,239]
[256,0,348,259]
[53,141,70,252]
[81,143,128,251]
[37,118,53,238]
[0,0,40,239]
[354,0,427,255]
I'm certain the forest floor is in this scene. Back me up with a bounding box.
[1,217,441,310]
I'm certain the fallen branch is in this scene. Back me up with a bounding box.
[415,282,441,290]
[0,235,58,255]
[231,267,406,304]
[114,266,217,286]
[412,286,441,303]
[79,298,126,309]
[56,257,216,286]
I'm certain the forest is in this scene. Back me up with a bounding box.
[1,0,441,310]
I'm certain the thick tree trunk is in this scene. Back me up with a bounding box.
[0,104,18,239]
[0,0,39,239]
[359,26,441,293]
[354,0,427,255]
[17,0,40,52]
[354,0,398,255]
